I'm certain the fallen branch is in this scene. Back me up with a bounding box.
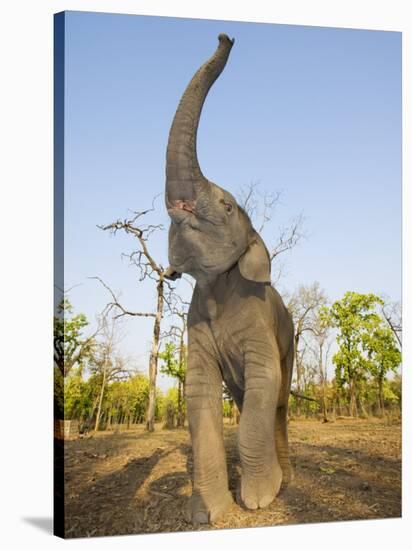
[290,390,319,404]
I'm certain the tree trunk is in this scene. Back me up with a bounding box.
[176,333,186,427]
[295,333,302,416]
[94,365,107,432]
[319,342,328,422]
[164,402,175,430]
[358,396,368,418]
[321,387,328,422]
[88,394,99,429]
[377,377,384,417]
[146,278,164,432]
[336,391,342,417]
[349,379,358,417]
[177,379,183,427]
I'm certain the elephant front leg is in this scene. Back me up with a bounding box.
[186,347,233,524]
[238,344,282,509]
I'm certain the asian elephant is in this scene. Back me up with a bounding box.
[164,34,294,524]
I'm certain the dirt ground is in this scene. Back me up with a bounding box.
[63,418,401,538]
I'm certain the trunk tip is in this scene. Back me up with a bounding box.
[218,33,235,47]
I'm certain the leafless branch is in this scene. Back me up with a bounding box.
[54,283,83,295]
[269,213,305,262]
[90,276,156,320]
[98,208,165,278]
[238,181,282,233]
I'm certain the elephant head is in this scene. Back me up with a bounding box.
[165,34,271,285]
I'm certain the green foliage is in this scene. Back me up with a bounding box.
[388,373,402,405]
[158,387,179,419]
[159,342,187,383]
[222,398,233,418]
[327,292,382,383]
[54,297,95,378]
[159,341,187,426]
[322,292,401,416]
[362,325,401,382]
[64,367,87,420]
[103,373,151,425]
[57,289,402,427]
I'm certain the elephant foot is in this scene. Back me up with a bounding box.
[186,489,234,524]
[239,461,283,510]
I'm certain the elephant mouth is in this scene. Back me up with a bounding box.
[167,199,199,225]
[168,199,197,214]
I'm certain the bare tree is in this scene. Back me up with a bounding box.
[380,297,402,349]
[237,182,304,282]
[307,314,333,422]
[238,181,282,233]
[288,282,327,416]
[161,289,190,427]
[96,202,175,432]
[89,314,130,432]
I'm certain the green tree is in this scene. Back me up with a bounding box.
[362,325,401,415]
[159,342,187,427]
[127,373,150,424]
[64,367,86,420]
[54,298,96,378]
[158,387,179,429]
[327,292,383,416]
[53,297,96,418]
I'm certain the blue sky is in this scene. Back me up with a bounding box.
[61,11,401,388]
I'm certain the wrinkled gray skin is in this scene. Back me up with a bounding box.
[165,34,294,524]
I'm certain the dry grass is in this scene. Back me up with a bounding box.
[64,418,401,538]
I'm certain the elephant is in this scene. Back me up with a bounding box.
[164,34,295,524]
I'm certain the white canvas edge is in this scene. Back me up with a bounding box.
[0,1,409,549]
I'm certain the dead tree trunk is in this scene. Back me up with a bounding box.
[176,331,186,427]
[294,333,302,417]
[97,207,175,434]
[146,278,164,432]
[94,362,107,432]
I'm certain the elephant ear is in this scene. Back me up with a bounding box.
[238,233,271,283]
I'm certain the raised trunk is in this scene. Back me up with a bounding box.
[166,34,234,203]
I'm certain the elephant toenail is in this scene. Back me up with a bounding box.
[244,499,258,510]
[193,511,208,524]
[259,494,274,508]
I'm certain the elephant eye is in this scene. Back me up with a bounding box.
[224,202,233,214]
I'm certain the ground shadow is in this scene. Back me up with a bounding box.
[285,441,401,521]
[65,447,173,538]
[22,517,53,534]
[63,423,401,537]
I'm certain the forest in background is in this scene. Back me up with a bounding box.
[54,286,402,434]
